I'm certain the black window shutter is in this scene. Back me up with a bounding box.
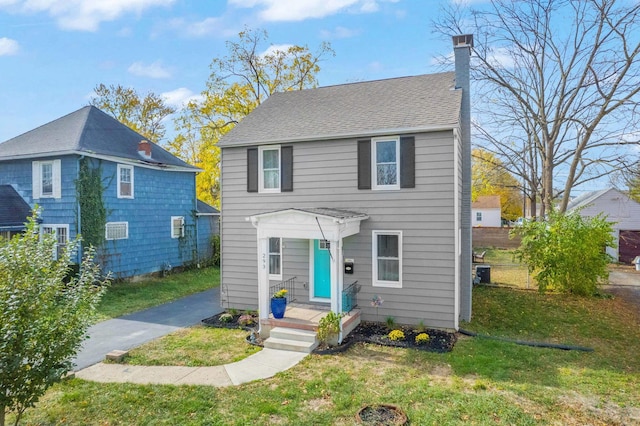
[247,148,258,192]
[400,136,415,188]
[358,139,371,189]
[281,145,293,192]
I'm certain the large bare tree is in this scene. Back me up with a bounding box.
[435,0,640,216]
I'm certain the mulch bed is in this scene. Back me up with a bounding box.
[202,312,457,354]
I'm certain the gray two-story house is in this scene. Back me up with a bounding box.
[218,36,473,339]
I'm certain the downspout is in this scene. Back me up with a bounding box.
[76,155,84,265]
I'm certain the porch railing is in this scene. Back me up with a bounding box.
[270,276,297,302]
[342,281,360,312]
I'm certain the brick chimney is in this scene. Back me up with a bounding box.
[453,34,473,323]
[138,140,152,160]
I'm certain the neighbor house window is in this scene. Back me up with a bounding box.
[32,159,61,199]
[268,237,282,280]
[372,231,402,288]
[117,164,134,198]
[41,224,69,260]
[105,222,128,240]
[0,231,10,240]
[476,212,482,221]
[372,137,400,189]
[171,216,185,238]
[259,146,280,193]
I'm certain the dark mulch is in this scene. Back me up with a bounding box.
[202,312,457,354]
[316,321,457,354]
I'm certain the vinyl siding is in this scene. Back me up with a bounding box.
[221,131,458,329]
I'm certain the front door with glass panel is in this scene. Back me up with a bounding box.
[312,239,331,300]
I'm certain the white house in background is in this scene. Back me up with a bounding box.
[472,195,501,227]
[567,188,640,263]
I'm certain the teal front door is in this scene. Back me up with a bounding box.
[313,240,331,299]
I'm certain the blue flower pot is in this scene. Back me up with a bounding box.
[271,297,287,319]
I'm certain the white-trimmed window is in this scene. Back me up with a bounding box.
[476,212,482,221]
[41,224,69,260]
[0,231,10,240]
[105,222,128,240]
[32,160,62,199]
[372,231,402,288]
[117,164,134,198]
[372,136,400,190]
[268,237,282,280]
[171,216,185,239]
[259,145,280,193]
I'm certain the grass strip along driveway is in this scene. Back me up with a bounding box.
[14,281,640,425]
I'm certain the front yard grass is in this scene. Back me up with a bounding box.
[95,266,219,321]
[17,284,640,425]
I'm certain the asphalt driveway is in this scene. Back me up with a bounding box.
[73,288,222,371]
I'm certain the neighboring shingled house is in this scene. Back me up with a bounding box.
[0,106,219,278]
[568,188,640,263]
[218,35,473,340]
[472,195,502,227]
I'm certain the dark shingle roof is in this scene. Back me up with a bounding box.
[0,106,198,171]
[0,185,31,228]
[196,200,220,215]
[219,72,461,147]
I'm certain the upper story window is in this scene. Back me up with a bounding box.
[476,212,482,221]
[171,216,185,238]
[259,146,280,193]
[105,222,128,240]
[372,137,400,190]
[268,237,282,280]
[358,136,415,191]
[247,146,293,193]
[117,164,134,198]
[32,160,61,199]
[372,230,402,288]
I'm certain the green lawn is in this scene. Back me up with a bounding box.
[95,266,219,321]
[15,284,640,425]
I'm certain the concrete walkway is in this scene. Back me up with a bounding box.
[75,348,308,386]
[73,288,223,371]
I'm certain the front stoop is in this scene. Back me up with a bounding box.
[264,327,318,353]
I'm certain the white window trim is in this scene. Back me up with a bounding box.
[258,145,281,194]
[268,237,282,280]
[40,224,69,260]
[32,159,62,199]
[0,231,10,240]
[105,222,129,240]
[171,216,185,239]
[117,164,134,199]
[371,136,400,191]
[372,230,403,288]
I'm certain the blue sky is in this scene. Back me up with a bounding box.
[0,0,462,143]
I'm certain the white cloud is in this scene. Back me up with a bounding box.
[229,0,391,22]
[320,26,360,39]
[128,61,172,79]
[260,44,294,57]
[161,87,202,107]
[0,37,19,55]
[10,0,175,31]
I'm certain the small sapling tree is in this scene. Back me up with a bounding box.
[513,211,615,296]
[0,216,109,426]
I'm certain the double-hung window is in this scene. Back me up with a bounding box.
[117,164,134,198]
[32,160,61,199]
[372,137,400,190]
[476,212,482,222]
[268,237,282,280]
[41,224,69,260]
[372,231,402,288]
[171,216,185,238]
[259,146,280,193]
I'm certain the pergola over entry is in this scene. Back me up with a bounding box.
[247,208,369,327]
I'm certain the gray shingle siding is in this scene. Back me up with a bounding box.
[221,131,458,328]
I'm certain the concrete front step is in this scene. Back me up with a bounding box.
[264,327,318,353]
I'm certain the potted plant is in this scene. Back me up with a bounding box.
[270,288,288,319]
[317,311,343,346]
